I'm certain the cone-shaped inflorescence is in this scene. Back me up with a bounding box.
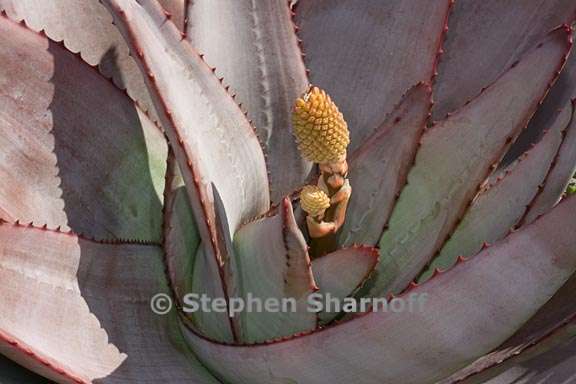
[292,87,350,163]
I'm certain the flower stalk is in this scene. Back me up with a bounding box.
[293,86,352,256]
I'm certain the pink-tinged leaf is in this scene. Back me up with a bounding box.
[523,100,576,224]
[339,83,432,247]
[450,323,576,384]
[520,34,576,158]
[232,198,317,343]
[0,0,158,121]
[0,16,167,242]
[103,0,271,336]
[433,0,576,120]
[312,246,378,324]
[420,103,573,282]
[182,196,576,384]
[187,0,312,203]
[0,223,220,383]
[182,183,241,343]
[440,273,576,384]
[157,0,187,32]
[188,245,236,344]
[103,0,270,249]
[374,28,572,297]
[295,0,451,151]
[163,150,200,307]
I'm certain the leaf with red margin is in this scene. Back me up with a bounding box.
[446,326,576,384]
[433,0,576,120]
[465,333,576,384]
[0,0,158,122]
[439,273,576,383]
[374,27,572,297]
[517,33,576,159]
[232,198,317,343]
[448,322,576,384]
[157,0,187,33]
[181,196,576,384]
[339,83,432,247]
[420,102,574,282]
[311,246,378,324]
[187,0,312,203]
[0,222,220,383]
[523,100,576,224]
[102,0,270,253]
[0,16,167,242]
[295,0,451,151]
[102,0,271,342]
[188,244,236,344]
[162,149,200,307]
[183,183,243,343]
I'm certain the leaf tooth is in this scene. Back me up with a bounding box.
[407,281,419,290]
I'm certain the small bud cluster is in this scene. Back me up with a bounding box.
[300,185,330,216]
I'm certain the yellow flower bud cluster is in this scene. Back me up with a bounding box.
[292,86,350,163]
[300,185,331,216]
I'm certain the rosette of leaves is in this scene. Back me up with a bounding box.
[0,1,576,383]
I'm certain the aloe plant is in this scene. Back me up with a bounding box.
[1,0,576,383]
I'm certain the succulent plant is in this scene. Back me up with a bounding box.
[1,0,576,383]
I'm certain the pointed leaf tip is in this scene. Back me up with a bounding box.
[375,26,572,296]
[340,83,432,247]
[186,0,312,202]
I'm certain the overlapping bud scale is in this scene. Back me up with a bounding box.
[300,185,331,216]
[292,86,350,163]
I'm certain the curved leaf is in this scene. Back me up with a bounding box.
[102,0,270,248]
[374,27,572,296]
[518,32,576,159]
[523,100,576,224]
[0,16,167,242]
[185,184,242,343]
[433,0,576,119]
[0,0,157,121]
[232,198,317,343]
[163,150,200,305]
[452,324,576,384]
[0,222,220,383]
[187,244,236,344]
[312,246,378,324]
[158,0,187,32]
[339,83,432,247]
[182,195,576,384]
[441,273,576,383]
[187,0,312,202]
[420,102,574,282]
[102,0,271,338]
[295,0,451,151]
